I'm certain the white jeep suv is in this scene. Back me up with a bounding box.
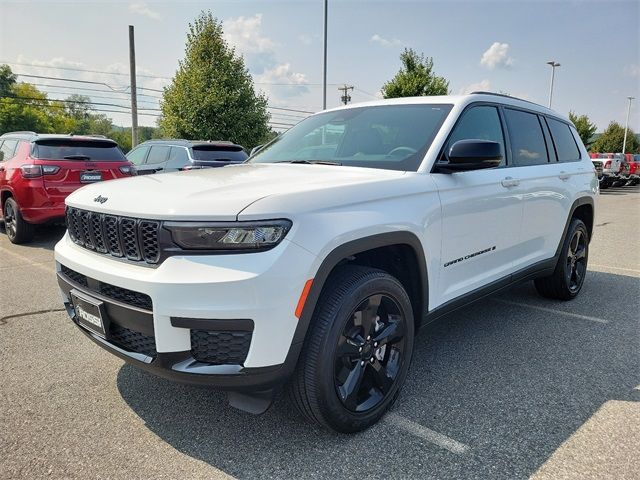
[54,93,597,432]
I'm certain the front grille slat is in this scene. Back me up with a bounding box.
[66,208,159,265]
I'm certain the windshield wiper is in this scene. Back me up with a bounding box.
[63,155,92,161]
[276,160,341,165]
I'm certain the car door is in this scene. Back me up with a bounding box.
[137,145,170,175]
[166,146,190,171]
[503,109,574,269]
[126,145,150,173]
[431,104,524,304]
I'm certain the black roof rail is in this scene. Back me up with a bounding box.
[1,130,37,136]
[469,91,547,109]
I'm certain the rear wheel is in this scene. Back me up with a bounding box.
[3,197,35,244]
[288,265,415,432]
[534,218,588,300]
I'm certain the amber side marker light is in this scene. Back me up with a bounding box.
[295,279,314,318]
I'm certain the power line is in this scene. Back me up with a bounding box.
[267,105,315,114]
[1,97,162,117]
[8,95,161,111]
[15,73,163,93]
[28,82,162,100]
[2,60,171,80]
[36,89,159,106]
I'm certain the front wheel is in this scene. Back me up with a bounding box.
[3,197,35,244]
[534,218,589,300]
[288,265,415,432]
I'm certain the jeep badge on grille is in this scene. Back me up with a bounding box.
[94,195,108,204]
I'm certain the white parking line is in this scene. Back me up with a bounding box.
[385,412,470,454]
[494,299,609,324]
[0,245,54,273]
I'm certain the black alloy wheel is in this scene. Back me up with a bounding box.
[334,294,407,412]
[566,228,587,294]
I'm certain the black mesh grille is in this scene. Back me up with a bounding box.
[98,283,152,311]
[110,323,156,357]
[191,330,252,365]
[60,265,88,287]
[65,207,160,265]
[60,265,152,311]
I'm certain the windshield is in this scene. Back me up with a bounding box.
[192,145,248,162]
[33,139,126,161]
[249,104,452,171]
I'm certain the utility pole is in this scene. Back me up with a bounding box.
[129,25,139,148]
[322,0,328,110]
[622,96,635,154]
[546,61,560,108]
[338,84,353,105]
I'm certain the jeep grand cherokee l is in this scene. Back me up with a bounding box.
[0,132,134,243]
[54,93,597,432]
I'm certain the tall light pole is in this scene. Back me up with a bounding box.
[622,96,635,154]
[547,61,560,108]
[322,0,328,110]
[129,25,138,148]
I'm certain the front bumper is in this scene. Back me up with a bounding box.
[55,232,317,390]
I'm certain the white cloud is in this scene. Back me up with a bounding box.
[224,14,275,55]
[458,80,491,95]
[624,64,640,77]
[128,3,161,21]
[480,42,513,69]
[370,34,404,48]
[256,63,308,86]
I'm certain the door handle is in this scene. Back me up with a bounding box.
[501,177,520,188]
[559,171,570,181]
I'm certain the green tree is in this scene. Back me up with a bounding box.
[159,11,271,149]
[0,83,54,133]
[590,121,640,153]
[381,48,449,98]
[568,111,597,148]
[0,64,17,98]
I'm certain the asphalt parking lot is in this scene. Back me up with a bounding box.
[1,187,639,480]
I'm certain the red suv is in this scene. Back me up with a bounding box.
[0,132,134,244]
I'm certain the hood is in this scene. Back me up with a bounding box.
[65,163,406,220]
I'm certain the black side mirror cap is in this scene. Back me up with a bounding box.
[437,139,503,173]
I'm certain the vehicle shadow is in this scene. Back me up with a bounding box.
[0,223,66,251]
[116,270,640,479]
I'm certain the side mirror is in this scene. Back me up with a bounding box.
[250,145,264,156]
[438,139,502,172]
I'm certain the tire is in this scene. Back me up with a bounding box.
[288,265,415,433]
[2,197,35,244]
[534,218,589,301]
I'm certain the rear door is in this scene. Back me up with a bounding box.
[432,104,524,304]
[166,146,190,171]
[34,138,129,201]
[503,109,574,270]
[135,145,170,174]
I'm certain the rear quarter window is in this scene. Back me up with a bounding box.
[547,118,581,162]
[0,139,18,161]
[33,139,126,161]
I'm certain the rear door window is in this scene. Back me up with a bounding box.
[126,146,150,165]
[33,139,126,161]
[145,145,170,164]
[547,118,581,162]
[504,109,549,166]
[0,139,18,161]
[167,147,190,169]
[192,145,248,162]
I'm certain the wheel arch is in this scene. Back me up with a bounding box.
[555,196,595,260]
[292,231,428,348]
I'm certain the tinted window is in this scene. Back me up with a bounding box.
[126,146,149,165]
[504,109,549,166]
[167,147,190,168]
[547,118,581,162]
[0,140,18,161]
[192,146,248,163]
[445,106,505,166]
[33,139,126,161]
[250,104,453,172]
[145,145,170,164]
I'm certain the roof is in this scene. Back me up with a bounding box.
[0,132,115,143]
[135,139,243,148]
[320,92,569,123]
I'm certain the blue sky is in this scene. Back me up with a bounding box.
[1,0,638,130]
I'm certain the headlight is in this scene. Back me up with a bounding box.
[164,220,292,251]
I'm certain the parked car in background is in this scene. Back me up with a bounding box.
[0,132,134,244]
[593,153,623,189]
[628,155,640,185]
[126,139,248,175]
